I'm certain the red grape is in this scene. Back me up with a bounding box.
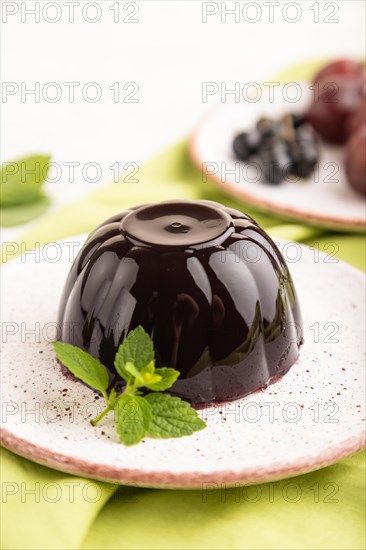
[345,124,366,196]
[346,95,366,138]
[313,59,365,85]
[306,74,365,144]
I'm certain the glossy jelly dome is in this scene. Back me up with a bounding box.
[57,200,303,405]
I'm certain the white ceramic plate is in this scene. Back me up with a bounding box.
[1,236,365,488]
[190,85,366,231]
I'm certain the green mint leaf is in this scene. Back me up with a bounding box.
[142,361,155,375]
[52,341,109,394]
[143,367,180,391]
[0,196,50,227]
[114,327,154,382]
[1,155,51,207]
[144,393,206,438]
[115,394,152,446]
[142,372,162,386]
[0,184,45,207]
[124,361,142,381]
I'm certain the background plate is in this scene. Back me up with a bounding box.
[0,236,365,488]
[190,85,366,231]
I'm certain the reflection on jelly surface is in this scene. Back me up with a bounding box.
[57,200,302,405]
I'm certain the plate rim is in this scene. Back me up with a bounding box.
[1,426,365,488]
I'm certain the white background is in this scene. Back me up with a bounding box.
[1,0,365,239]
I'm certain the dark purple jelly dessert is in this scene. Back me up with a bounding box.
[57,200,302,406]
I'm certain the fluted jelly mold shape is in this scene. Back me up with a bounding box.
[57,200,303,405]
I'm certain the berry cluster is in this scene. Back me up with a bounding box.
[233,114,319,185]
[232,59,365,196]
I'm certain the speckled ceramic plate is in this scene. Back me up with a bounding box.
[1,236,365,488]
[190,85,366,232]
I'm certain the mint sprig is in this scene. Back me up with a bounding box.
[52,327,206,446]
